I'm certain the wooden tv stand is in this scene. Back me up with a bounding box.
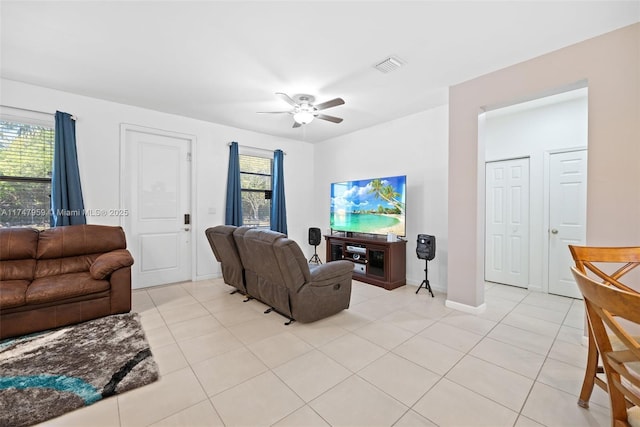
[325,234,406,290]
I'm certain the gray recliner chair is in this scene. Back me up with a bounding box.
[205,226,246,293]
[206,225,353,323]
[232,226,261,298]
[243,228,353,323]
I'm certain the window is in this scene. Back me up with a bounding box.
[0,119,54,229]
[239,154,271,227]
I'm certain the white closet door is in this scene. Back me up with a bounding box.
[485,158,530,288]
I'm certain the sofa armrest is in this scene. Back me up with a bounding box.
[90,249,134,279]
[309,260,353,283]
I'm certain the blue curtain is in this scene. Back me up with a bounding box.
[225,141,242,226]
[270,149,287,234]
[51,111,86,227]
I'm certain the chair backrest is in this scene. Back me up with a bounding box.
[274,237,312,292]
[571,267,640,425]
[568,245,640,292]
[243,228,287,287]
[232,226,259,293]
[232,226,254,270]
[205,225,245,292]
[242,228,294,315]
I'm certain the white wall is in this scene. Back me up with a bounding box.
[0,79,315,280]
[484,89,588,291]
[2,78,450,291]
[313,106,449,291]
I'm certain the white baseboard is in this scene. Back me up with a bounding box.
[445,299,487,314]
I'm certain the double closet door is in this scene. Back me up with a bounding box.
[484,151,587,298]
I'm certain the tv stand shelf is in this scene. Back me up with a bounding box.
[325,234,406,290]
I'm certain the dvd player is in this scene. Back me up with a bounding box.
[346,245,366,254]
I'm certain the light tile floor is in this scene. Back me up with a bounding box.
[39,279,612,427]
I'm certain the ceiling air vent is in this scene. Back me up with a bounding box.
[374,56,403,73]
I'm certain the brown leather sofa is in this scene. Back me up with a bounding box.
[206,225,353,323]
[0,224,134,339]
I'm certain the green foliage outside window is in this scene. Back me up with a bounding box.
[0,121,54,228]
[240,154,271,227]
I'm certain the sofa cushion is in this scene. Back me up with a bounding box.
[0,228,39,281]
[0,259,37,282]
[35,225,128,278]
[90,249,134,279]
[0,228,39,260]
[37,224,127,259]
[27,272,110,305]
[35,256,96,278]
[0,280,30,308]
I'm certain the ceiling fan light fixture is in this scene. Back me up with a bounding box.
[262,92,343,127]
[293,111,314,124]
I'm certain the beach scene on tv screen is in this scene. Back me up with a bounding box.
[330,175,406,236]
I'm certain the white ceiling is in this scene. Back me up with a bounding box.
[1,1,639,143]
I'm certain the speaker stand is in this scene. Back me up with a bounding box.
[309,245,322,264]
[416,259,434,297]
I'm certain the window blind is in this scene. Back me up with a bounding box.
[239,154,272,190]
[239,154,272,227]
[0,119,54,228]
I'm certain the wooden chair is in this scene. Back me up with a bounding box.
[571,267,640,427]
[569,245,640,408]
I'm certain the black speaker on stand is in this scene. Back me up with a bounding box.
[416,234,435,297]
[308,227,322,264]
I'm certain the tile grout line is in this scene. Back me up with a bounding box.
[128,280,596,427]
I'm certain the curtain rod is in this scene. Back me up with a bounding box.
[228,142,286,155]
[0,105,77,121]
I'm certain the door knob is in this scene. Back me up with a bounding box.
[551,229,558,234]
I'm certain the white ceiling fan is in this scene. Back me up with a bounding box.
[258,92,345,128]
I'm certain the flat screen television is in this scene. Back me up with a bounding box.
[330,175,406,237]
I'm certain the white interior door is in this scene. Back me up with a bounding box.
[548,150,587,298]
[485,158,530,287]
[122,126,192,288]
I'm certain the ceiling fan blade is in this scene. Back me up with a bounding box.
[317,114,343,123]
[314,97,345,111]
[257,111,291,114]
[276,92,298,108]
[292,121,302,128]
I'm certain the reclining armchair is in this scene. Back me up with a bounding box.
[242,228,353,323]
[206,225,353,323]
[205,225,246,293]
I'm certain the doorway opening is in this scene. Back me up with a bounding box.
[482,86,588,298]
